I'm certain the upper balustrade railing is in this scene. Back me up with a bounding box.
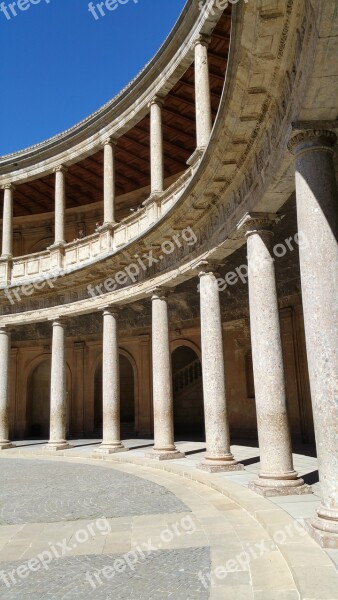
[0,0,230,289]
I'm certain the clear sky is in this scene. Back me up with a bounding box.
[0,0,187,156]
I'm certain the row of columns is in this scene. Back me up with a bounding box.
[1,35,212,259]
[0,137,336,538]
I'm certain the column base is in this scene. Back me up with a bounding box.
[95,443,129,455]
[44,442,73,452]
[249,476,312,497]
[198,455,244,473]
[97,223,117,233]
[187,147,205,166]
[304,506,338,548]
[0,442,15,450]
[146,448,185,461]
[305,519,338,549]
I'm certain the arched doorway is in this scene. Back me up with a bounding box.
[26,359,71,438]
[94,353,135,436]
[26,359,51,437]
[171,346,204,437]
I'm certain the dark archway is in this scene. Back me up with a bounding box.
[26,359,51,437]
[26,358,71,438]
[94,353,135,436]
[172,346,204,437]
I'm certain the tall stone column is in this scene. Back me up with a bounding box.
[96,308,128,454]
[103,138,117,227]
[194,35,212,151]
[46,319,71,451]
[238,213,310,495]
[198,263,243,472]
[289,128,338,545]
[52,166,67,247]
[0,327,15,450]
[1,184,14,259]
[148,288,184,460]
[150,96,164,197]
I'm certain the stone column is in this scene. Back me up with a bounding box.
[148,288,184,460]
[103,138,117,227]
[150,96,164,197]
[1,184,14,259]
[46,319,71,451]
[198,263,242,472]
[289,129,338,545]
[0,327,15,450]
[238,213,310,495]
[194,35,212,151]
[97,308,128,454]
[52,166,67,247]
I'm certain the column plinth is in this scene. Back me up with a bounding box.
[238,214,311,496]
[147,289,184,460]
[0,328,15,450]
[289,129,338,546]
[198,264,243,472]
[96,308,128,454]
[46,319,71,451]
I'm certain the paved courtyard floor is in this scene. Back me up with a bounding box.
[0,440,337,599]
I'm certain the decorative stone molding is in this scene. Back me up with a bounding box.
[288,129,337,157]
[193,33,211,49]
[237,212,282,237]
[53,165,68,174]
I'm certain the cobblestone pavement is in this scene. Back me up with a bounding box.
[0,548,210,599]
[0,459,189,524]
[0,453,337,599]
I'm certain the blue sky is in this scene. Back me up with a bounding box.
[0,0,187,156]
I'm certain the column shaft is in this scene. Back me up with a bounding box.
[47,319,70,450]
[150,98,164,196]
[54,167,66,246]
[195,36,212,150]
[0,328,14,449]
[290,130,338,544]
[1,185,14,258]
[148,290,184,460]
[97,309,127,453]
[198,267,242,472]
[242,215,309,495]
[103,141,116,225]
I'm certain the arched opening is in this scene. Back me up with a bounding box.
[94,353,135,436]
[171,346,204,437]
[26,359,51,437]
[26,358,71,438]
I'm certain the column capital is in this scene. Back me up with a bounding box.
[1,183,15,191]
[195,259,223,278]
[150,286,172,300]
[53,165,68,174]
[194,33,211,49]
[102,136,118,148]
[148,95,165,109]
[288,129,336,157]
[237,212,282,237]
[102,305,120,317]
[49,317,67,327]
[0,326,10,335]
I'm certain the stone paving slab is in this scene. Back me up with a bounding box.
[0,458,189,524]
[1,442,337,599]
[0,548,210,599]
